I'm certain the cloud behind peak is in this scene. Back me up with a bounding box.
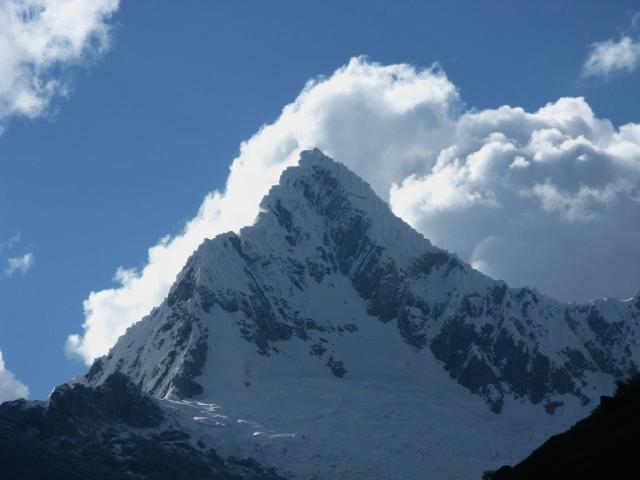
[0,350,29,402]
[66,57,640,365]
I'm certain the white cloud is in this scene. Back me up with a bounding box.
[0,0,120,130]
[0,350,29,402]
[66,57,640,365]
[5,252,34,276]
[582,14,640,78]
[528,179,635,222]
[583,36,640,78]
[390,97,640,302]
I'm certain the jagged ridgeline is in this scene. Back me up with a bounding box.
[86,149,640,414]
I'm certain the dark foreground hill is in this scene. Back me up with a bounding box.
[489,375,640,480]
[0,373,284,480]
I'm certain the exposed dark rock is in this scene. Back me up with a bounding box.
[0,373,284,480]
[543,400,563,415]
[327,357,348,377]
[167,267,197,307]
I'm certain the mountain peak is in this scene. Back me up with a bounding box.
[261,148,387,218]
[296,147,349,173]
[298,147,333,165]
[257,148,436,269]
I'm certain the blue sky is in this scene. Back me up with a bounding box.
[2,0,640,399]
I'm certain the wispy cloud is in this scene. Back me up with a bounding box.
[0,0,121,133]
[582,13,640,79]
[0,350,29,402]
[6,252,34,277]
[0,232,20,252]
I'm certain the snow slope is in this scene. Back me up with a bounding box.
[85,149,640,479]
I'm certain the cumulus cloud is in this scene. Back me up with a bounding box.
[582,13,640,78]
[5,252,34,276]
[0,350,29,402]
[67,57,640,365]
[390,97,640,302]
[0,0,120,130]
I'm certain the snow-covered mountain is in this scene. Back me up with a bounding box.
[83,149,640,479]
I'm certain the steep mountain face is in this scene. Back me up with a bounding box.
[83,149,640,478]
[0,373,284,480]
